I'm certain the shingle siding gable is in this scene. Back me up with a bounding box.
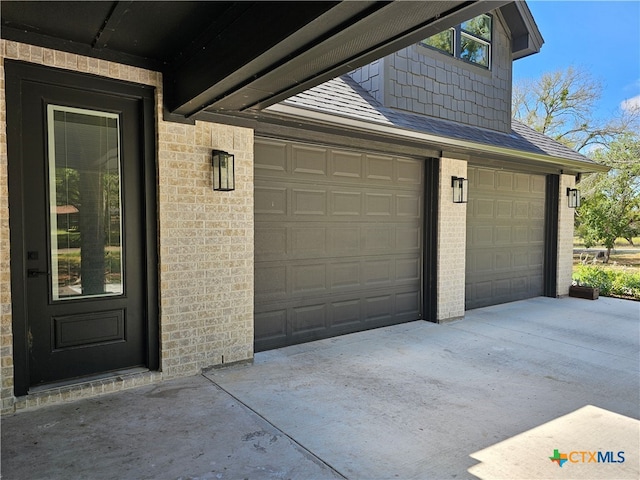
[281,75,596,166]
[349,9,513,134]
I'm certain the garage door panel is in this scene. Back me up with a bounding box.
[397,158,423,184]
[329,227,361,253]
[292,144,328,177]
[330,262,361,290]
[530,201,545,220]
[397,194,421,217]
[473,225,493,244]
[292,304,327,334]
[255,265,287,298]
[495,251,511,269]
[363,259,393,285]
[331,191,362,216]
[477,168,496,189]
[496,171,513,190]
[468,253,493,273]
[254,309,287,342]
[361,225,393,251]
[475,198,495,217]
[466,166,545,310]
[512,249,530,268]
[365,193,393,216]
[255,137,423,350]
[254,139,287,174]
[366,155,394,182]
[397,257,421,282]
[330,300,362,326]
[397,291,421,315]
[291,226,326,256]
[330,151,363,180]
[531,225,545,242]
[532,175,546,193]
[292,263,327,293]
[495,226,511,244]
[529,250,544,267]
[293,189,327,216]
[513,226,529,243]
[255,186,287,215]
[496,200,512,218]
[494,279,511,296]
[396,226,421,251]
[514,173,530,191]
[364,294,393,321]
[255,226,287,257]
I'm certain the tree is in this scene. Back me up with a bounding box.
[513,66,638,152]
[575,133,640,261]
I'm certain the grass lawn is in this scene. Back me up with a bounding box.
[572,238,640,300]
[573,242,640,272]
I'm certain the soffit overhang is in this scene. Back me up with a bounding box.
[2,0,524,120]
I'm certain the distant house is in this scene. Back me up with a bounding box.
[0,1,605,412]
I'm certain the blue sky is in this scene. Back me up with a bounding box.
[512,1,640,123]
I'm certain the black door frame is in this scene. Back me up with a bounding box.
[422,158,439,322]
[543,174,560,298]
[6,60,159,395]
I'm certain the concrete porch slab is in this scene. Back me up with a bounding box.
[2,296,639,479]
[205,296,639,479]
[1,375,343,480]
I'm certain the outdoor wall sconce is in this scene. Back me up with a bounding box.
[451,176,468,203]
[212,150,235,191]
[567,187,581,208]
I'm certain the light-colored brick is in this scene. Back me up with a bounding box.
[0,40,254,412]
[437,157,467,321]
[557,174,576,296]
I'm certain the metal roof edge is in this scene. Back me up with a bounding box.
[265,103,609,174]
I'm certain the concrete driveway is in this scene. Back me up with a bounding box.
[2,296,639,479]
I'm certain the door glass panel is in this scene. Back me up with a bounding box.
[47,105,123,300]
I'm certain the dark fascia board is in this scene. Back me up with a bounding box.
[500,1,544,60]
[189,1,512,117]
[165,0,348,116]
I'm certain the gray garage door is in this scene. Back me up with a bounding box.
[466,166,545,309]
[255,137,423,351]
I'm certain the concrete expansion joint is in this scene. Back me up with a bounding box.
[200,373,348,480]
[202,357,254,372]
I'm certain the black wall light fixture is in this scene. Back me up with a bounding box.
[212,150,235,191]
[452,176,468,203]
[567,187,580,208]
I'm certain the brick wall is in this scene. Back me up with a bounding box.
[0,40,254,413]
[350,11,513,133]
[437,157,467,321]
[557,174,576,296]
[0,43,10,413]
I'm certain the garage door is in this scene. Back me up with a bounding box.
[465,166,545,309]
[255,138,423,351]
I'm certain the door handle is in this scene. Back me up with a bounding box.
[27,269,49,278]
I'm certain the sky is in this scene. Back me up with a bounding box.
[512,1,640,123]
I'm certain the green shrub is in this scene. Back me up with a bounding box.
[573,265,640,300]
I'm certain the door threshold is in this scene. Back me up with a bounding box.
[28,367,149,394]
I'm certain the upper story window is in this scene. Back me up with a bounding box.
[420,14,492,69]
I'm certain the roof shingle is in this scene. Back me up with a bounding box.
[280,75,599,168]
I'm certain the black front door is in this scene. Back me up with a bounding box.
[7,61,158,393]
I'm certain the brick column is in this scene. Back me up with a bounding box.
[556,174,576,296]
[436,157,467,321]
